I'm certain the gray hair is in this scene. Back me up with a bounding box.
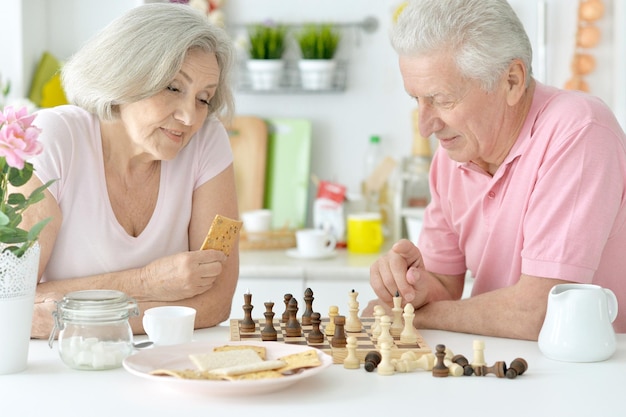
[62,3,235,121]
[391,0,532,91]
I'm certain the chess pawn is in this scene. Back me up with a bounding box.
[371,305,385,339]
[444,358,464,376]
[282,293,293,323]
[377,342,395,376]
[285,297,302,337]
[364,351,382,372]
[432,344,449,377]
[376,315,394,348]
[451,354,474,376]
[343,336,360,369]
[400,303,418,344]
[506,358,528,379]
[307,312,324,344]
[325,305,339,336]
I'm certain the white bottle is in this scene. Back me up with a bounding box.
[363,135,382,212]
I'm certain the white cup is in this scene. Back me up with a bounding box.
[142,306,196,346]
[242,209,272,240]
[296,228,337,256]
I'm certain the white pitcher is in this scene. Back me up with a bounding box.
[538,283,618,362]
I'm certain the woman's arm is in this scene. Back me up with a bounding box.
[19,165,240,338]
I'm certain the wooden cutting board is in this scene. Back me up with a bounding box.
[226,116,268,215]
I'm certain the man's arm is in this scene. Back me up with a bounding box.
[412,273,572,340]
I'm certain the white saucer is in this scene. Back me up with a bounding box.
[286,248,337,260]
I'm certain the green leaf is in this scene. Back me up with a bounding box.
[0,211,9,226]
[8,164,33,187]
[27,217,52,241]
[296,24,340,59]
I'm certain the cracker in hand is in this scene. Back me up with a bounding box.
[199,214,243,255]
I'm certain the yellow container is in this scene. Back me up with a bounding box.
[347,212,383,254]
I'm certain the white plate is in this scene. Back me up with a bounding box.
[123,340,332,396]
[285,248,337,260]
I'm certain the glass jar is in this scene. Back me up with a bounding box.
[49,290,139,370]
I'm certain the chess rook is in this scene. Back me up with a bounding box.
[331,315,347,348]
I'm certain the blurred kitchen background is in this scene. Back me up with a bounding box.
[1,0,624,243]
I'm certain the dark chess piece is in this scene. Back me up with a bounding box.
[302,288,314,325]
[506,358,528,379]
[282,293,293,323]
[261,301,277,341]
[364,351,382,372]
[240,292,255,333]
[451,354,474,376]
[432,344,449,377]
[285,297,302,337]
[331,315,347,348]
[307,312,324,344]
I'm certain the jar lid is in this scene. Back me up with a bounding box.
[55,289,139,321]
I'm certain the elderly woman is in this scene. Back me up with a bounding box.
[16,3,240,338]
[368,0,626,339]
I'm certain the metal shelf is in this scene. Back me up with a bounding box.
[236,59,348,94]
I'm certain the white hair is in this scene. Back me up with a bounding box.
[62,3,235,121]
[391,0,533,91]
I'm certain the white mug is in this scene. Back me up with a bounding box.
[241,209,272,240]
[296,228,337,256]
[142,306,196,346]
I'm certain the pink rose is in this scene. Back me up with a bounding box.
[0,106,42,169]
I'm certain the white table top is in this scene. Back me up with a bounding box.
[2,325,625,417]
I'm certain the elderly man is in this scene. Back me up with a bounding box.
[367,0,626,340]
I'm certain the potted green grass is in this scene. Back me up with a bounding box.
[296,24,341,90]
[246,22,288,90]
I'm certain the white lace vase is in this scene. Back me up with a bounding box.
[0,243,40,374]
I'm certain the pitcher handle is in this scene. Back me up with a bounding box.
[603,288,619,323]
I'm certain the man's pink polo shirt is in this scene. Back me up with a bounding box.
[418,82,626,332]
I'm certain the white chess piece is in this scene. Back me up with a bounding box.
[377,315,394,348]
[371,305,384,339]
[345,291,362,332]
[325,305,339,336]
[377,342,395,376]
[343,336,360,369]
[400,303,419,344]
[390,294,403,337]
[471,339,486,367]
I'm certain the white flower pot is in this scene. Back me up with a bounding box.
[0,243,40,374]
[298,60,337,90]
[246,60,285,90]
